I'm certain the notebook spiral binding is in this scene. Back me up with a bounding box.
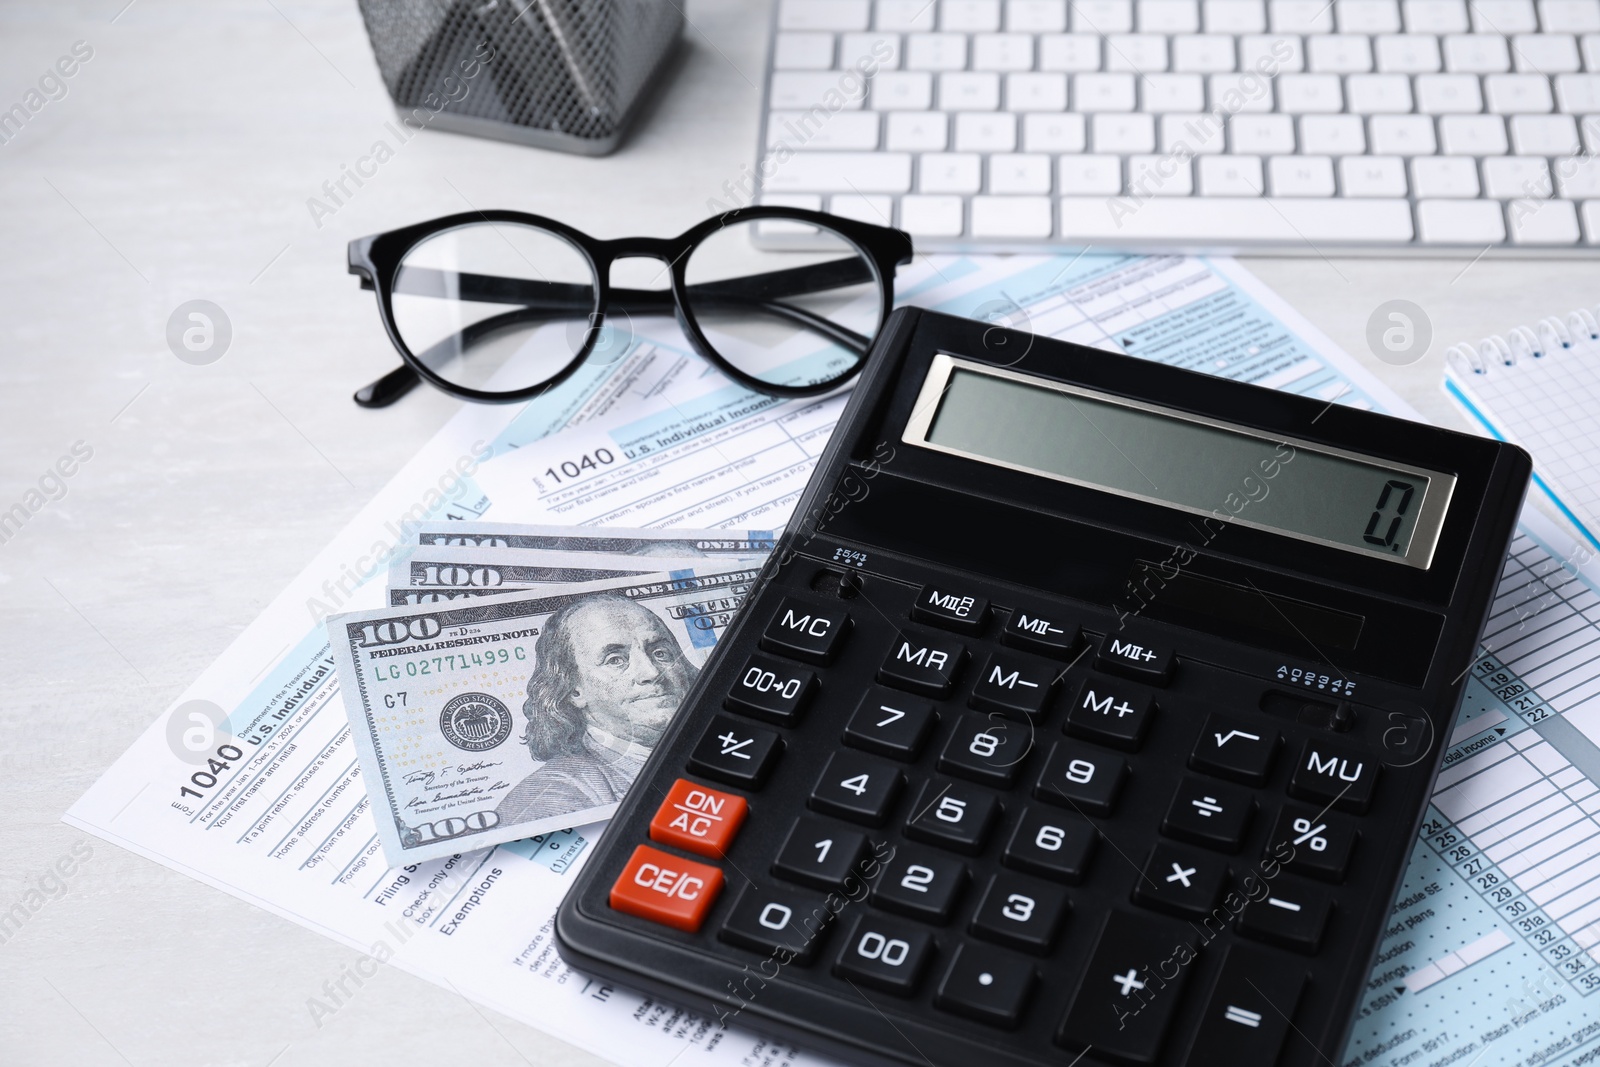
[1446,306,1600,376]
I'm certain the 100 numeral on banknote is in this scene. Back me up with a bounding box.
[329,563,758,864]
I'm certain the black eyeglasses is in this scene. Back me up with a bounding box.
[346,207,914,407]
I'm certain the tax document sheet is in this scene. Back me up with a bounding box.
[69,252,1595,1067]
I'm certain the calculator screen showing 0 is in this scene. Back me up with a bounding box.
[554,309,1531,1067]
[907,357,1456,570]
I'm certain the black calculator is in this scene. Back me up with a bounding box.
[556,307,1531,1067]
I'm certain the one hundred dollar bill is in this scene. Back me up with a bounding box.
[409,520,780,556]
[385,548,726,606]
[329,562,758,865]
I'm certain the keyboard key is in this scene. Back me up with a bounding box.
[1346,71,1413,110]
[1058,910,1199,1062]
[810,751,904,824]
[844,688,938,759]
[1094,631,1175,683]
[970,651,1058,720]
[1209,72,1275,111]
[1132,841,1228,918]
[778,0,870,30]
[1199,153,1265,194]
[1185,943,1306,1065]
[879,630,967,696]
[1105,32,1170,71]
[1040,32,1104,69]
[773,818,871,889]
[1268,803,1359,881]
[1483,156,1547,197]
[1446,31,1512,70]
[1511,114,1579,154]
[970,872,1068,952]
[1375,32,1442,70]
[934,942,1037,1028]
[899,194,965,236]
[649,779,749,857]
[945,0,1004,31]
[1412,156,1481,197]
[1486,71,1555,111]
[871,846,968,920]
[1231,113,1300,151]
[1059,195,1416,240]
[773,31,835,69]
[954,111,1018,150]
[972,196,1055,236]
[1059,154,1125,193]
[1416,71,1483,111]
[905,778,1001,853]
[1065,676,1155,749]
[1142,0,1202,31]
[1174,32,1239,69]
[920,152,984,193]
[1005,807,1098,882]
[1271,0,1333,30]
[1541,0,1600,31]
[1406,0,1469,31]
[973,31,1036,68]
[1369,114,1437,153]
[885,111,948,149]
[1278,72,1343,111]
[1022,111,1087,151]
[939,70,1002,110]
[1439,114,1509,154]
[1035,740,1128,814]
[1473,0,1537,29]
[1162,775,1255,851]
[911,584,991,632]
[1001,605,1079,656]
[771,73,868,110]
[1269,155,1336,197]
[1130,154,1194,194]
[1238,880,1332,952]
[609,844,724,932]
[1288,739,1379,811]
[941,712,1034,785]
[1418,198,1508,242]
[879,0,937,31]
[1191,715,1279,784]
[1009,0,1071,30]
[835,914,936,994]
[1008,71,1069,110]
[1308,32,1374,70]
[725,654,816,725]
[907,31,970,69]
[1206,0,1268,32]
[1300,114,1366,154]
[689,716,782,787]
[765,151,913,193]
[768,111,880,150]
[840,30,902,67]
[1075,72,1139,110]
[1074,0,1136,31]
[1239,33,1304,68]
[1510,198,1582,243]
[1336,0,1402,32]
[872,70,935,110]
[989,153,1054,193]
[760,597,851,664]
[719,884,834,964]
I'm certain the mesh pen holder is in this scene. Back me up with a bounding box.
[356,0,682,156]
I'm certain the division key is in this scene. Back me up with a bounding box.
[1058,910,1200,1065]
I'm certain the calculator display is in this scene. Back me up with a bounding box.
[907,357,1455,569]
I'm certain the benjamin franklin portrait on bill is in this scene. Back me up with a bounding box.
[495,593,698,825]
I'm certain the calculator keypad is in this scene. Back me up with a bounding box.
[602,564,1399,1064]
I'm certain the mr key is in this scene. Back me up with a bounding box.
[556,308,1530,1067]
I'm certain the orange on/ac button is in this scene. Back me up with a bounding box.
[649,778,749,857]
[609,844,725,932]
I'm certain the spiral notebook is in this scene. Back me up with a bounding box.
[1445,309,1600,553]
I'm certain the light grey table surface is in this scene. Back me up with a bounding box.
[2,2,1597,1064]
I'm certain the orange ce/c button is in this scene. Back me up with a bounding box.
[609,844,725,932]
[649,778,750,857]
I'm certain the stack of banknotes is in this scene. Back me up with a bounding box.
[326,523,777,865]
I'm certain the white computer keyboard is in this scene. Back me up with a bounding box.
[754,0,1600,252]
